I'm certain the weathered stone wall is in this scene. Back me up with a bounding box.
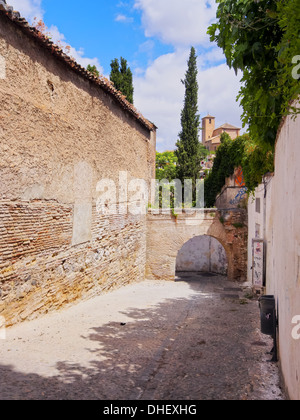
[0,13,156,325]
[146,209,247,282]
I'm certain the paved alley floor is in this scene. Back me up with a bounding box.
[0,274,285,400]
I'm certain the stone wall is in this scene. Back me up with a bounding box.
[0,12,156,325]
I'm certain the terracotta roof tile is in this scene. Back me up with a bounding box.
[217,123,241,130]
[0,0,156,132]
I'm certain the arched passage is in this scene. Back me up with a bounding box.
[146,209,247,282]
[175,235,228,276]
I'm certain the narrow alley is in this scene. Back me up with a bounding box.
[0,275,285,400]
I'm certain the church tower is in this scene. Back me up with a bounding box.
[202,115,215,144]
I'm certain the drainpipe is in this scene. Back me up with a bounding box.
[262,172,273,289]
[262,175,267,288]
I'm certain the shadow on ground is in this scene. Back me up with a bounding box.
[0,275,285,400]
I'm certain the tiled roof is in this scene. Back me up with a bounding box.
[0,0,156,132]
[217,123,241,130]
[204,134,221,144]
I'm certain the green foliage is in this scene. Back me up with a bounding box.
[205,133,240,207]
[87,64,100,78]
[232,222,244,229]
[204,134,274,207]
[276,0,300,115]
[155,151,178,209]
[110,57,134,104]
[207,0,300,148]
[156,151,178,181]
[175,47,207,198]
[241,142,274,194]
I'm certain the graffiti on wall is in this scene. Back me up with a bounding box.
[228,167,247,206]
[229,186,248,206]
[252,239,264,288]
[234,167,246,187]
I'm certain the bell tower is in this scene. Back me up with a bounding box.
[202,115,215,144]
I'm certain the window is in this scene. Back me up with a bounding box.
[255,223,261,238]
[209,119,212,124]
[255,198,261,213]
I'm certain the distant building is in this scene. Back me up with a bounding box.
[202,115,241,151]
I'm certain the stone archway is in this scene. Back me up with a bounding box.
[146,209,247,282]
[175,235,228,276]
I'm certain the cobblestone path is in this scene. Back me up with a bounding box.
[0,275,285,400]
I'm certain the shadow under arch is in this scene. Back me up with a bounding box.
[175,234,228,276]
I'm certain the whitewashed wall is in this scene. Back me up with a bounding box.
[248,101,300,400]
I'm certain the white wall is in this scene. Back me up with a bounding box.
[248,101,300,399]
[269,106,300,400]
[248,186,265,286]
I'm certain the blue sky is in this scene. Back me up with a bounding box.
[10,0,244,151]
[42,0,174,75]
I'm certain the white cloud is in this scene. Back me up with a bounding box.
[134,49,187,150]
[138,40,155,54]
[134,49,243,152]
[198,46,226,68]
[197,64,243,133]
[115,14,134,24]
[134,0,217,47]
[10,0,43,22]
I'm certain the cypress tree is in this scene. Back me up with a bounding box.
[175,47,204,199]
[110,57,134,104]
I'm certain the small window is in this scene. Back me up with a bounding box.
[255,198,261,213]
[255,223,261,238]
[209,119,212,124]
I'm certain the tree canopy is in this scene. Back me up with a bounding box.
[156,151,178,182]
[110,57,134,104]
[207,0,300,148]
[204,133,274,207]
